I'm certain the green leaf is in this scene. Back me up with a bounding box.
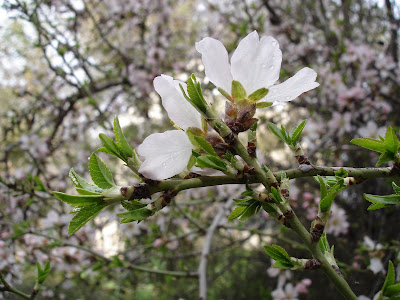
[290,120,307,145]
[272,260,295,269]
[261,202,279,214]
[319,187,339,212]
[256,102,273,109]
[75,188,102,195]
[315,175,328,199]
[68,203,108,235]
[88,153,115,189]
[231,80,247,103]
[364,193,400,206]
[99,133,125,161]
[53,192,104,207]
[248,88,269,102]
[385,283,400,297]
[69,168,103,193]
[382,261,395,293]
[377,151,395,166]
[264,245,293,267]
[239,201,259,221]
[393,182,400,195]
[384,126,400,154]
[228,206,247,220]
[196,155,227,171]
[121,200,146,210]
[351,138,386,153]
[367,203,392,210]
[186,74,207,113]
[113,116,133,159]
[37,261,51,284]
[193,136,218,156]
[318,233,330,253]
[117,207,153,220]
[268,123,286,142]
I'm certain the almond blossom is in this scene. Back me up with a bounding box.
[195,31,319,106]
[137,75,202,180]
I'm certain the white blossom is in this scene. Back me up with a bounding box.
[137,75,202,180]
[195,31,319,105]
[271,283,299,300]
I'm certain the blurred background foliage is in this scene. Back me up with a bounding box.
[1,0,400,299]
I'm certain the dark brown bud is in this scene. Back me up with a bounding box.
[247,141,257,158]
[305,259,321,270]
[295,155,311,165]
[283,209,294,219]
[184,172,202,179]
[205,132,230,157]
[310,217,325,243]
[243,164,257,175]
[280,188,290,199]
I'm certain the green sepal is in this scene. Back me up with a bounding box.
[113,116,133,159]
[88,153,115,189]
[218,88,232,101]
[53,192,104,207]
[196,155,227,171]
[231,80,247,104]
[193,136,218,156]
[256,102,273,108]
[264,244,294,268]
[37,261,51,284]
[384,126,400,155]
[248,88,269,102]
[68,203,108,235]
[351,138,386,153]
[117,207,153,221]
[290,120,307,145]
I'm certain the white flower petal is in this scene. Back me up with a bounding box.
[231,31,282,94]
[264,67,319,104]
[137,130,194,180]
[195,37,233,93]
[154,75,202,130]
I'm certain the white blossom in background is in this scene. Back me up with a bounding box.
[267,259,292,288]
[20,134,48,158]
[363,236,385,274]
[195,30,319,106]
[357,120,386,139]
[271,283,299,300]
[325,203,349,236]
[137,75,202,180]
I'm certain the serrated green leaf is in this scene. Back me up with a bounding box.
[256,102,273,108]
[69,168,103,193]
[377,151,395,166]
[239,201,259,221]
[231,80,247,103]
[315,175,328,199]
[114,116,133,159]
[385,283,400,297]
[68,203,108,235]
[218,88,232,101]
[264,245,293,267]
[382,261,395,293]
[280,125,291,144]
[99,133,125,161]
[88,153,115,189]
[193,136,218,156]
[393,182,400,195]
[186,74,207,113]
[76,188,102,195]
[384,126,400,154]
[364,194,400,205]
[351,138,386,153]
[319,185,340,212]
[272,260,295,269]
[233,197,253,205]
[290,120,307,145]
[268,123,285,142]
[367,203,392,210]
[37,261,51,284]
[261,202,279,214]
[228,206,247,220]
[117,207,153,220]
[248,88,269,102]
[98,147,116,156]
[54,192,104,207]
[121,200,146,210]
[196,155,227,171]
